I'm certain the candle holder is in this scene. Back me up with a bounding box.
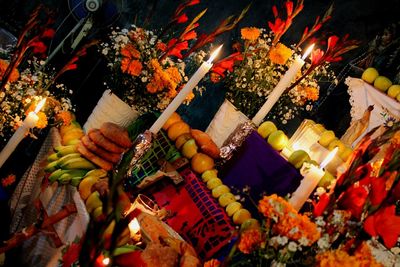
[125,194,160,219]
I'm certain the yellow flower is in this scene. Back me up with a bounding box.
[241,27,261,42]
[268,43,293,65]
[36,112,48,129]
[303,86,319,101]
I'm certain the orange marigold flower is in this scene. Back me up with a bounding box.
[36,112,48,129]
[0,59,19,82]
[55,111,74,126]
[241,27,261,42]
[268,43,293,65]
[302,86,319,101]
[316,243,383,267]
[1,174,16,187]
[238,228,263,254]
[121,59,142,76]
[204,259,221,267]
[120,43,140,59]
[165,67,182,85]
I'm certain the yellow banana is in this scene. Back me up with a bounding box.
[60,158,96,170]
[47,153,59,162]
[55,145,78,157]
[49,169,69,182]
[57,153,82,166]
[85,191,103,213]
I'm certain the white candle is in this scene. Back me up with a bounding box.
[0,98,46,168]
[289,163,324,211]
[128,218,141,237]
[289,147,338,211]
[252,44,314,126]
[149,45,223,134]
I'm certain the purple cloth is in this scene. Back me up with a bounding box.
[221,131,302,209]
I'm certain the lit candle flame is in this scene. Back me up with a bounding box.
[102,257,110,266]
[128,218,141,236]
[320,147,338,169]
[207,45,223,64]
[34,98,47,113]
[301,43,315,60]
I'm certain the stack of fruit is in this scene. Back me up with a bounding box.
[77,122,133,171]
[78,169,110,221]
[257,121,289,151]
[362,67,400,102]
[45,121,97,185]
[318,129,353,162]
[163,113,253,226]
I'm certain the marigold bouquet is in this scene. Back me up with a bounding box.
[211,0,358,125]
[100,0,249,114]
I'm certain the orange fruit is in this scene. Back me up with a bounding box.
[167,121,190,141]
[162,112,182,131]
[191,153,214,174]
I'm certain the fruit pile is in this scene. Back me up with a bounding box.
[257,121,289,151]
[45,121,97,185]
[163,113,253,225]
[318,128,353,162]
[362,67,400,102]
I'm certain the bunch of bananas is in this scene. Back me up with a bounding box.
[45,120,98,186]
[45,145,97,185]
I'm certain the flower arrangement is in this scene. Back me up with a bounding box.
[100,0,249,114]
[0,6,91,148]
[210,0,358,125]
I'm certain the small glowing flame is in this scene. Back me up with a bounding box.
[301,44,315,60]
[207,45,223,64]
[320,147,338,169]
[34,98,47,113]
[102,257,110,266]
[128,218,141,235]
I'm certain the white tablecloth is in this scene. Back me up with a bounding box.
[345,77,400,142]
[10,128,89,266]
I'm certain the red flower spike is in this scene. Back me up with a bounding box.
[285,1,294,16]
[176,14,189,24]
[310,48,324,66]
[370,177,388,206]
[364,205,400,248]
[31,41,47,54]
[183,30,197,41]
[188,0,200,6]
[167,41,189,58]
[272,6,279,18]
[41,28,55,39]
[338,183,369,220]
[313,193,330,217]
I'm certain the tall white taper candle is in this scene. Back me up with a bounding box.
[252,44,315,126]
[0,98,47,168]
[149,45,223,134]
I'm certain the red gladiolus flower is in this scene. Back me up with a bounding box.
[285,1,294,16]
[268,18,285,35]
[310,48,324,66]
[176,13,188,24]
[167,41,189,58]
[338,183,369,220]
[31,41,47,54]
[313,193,330,217]
[369,177,387,206]
[41,28,55,39]
[364,205,400,248]
[183,30,197,41]
[211,52,243,77]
